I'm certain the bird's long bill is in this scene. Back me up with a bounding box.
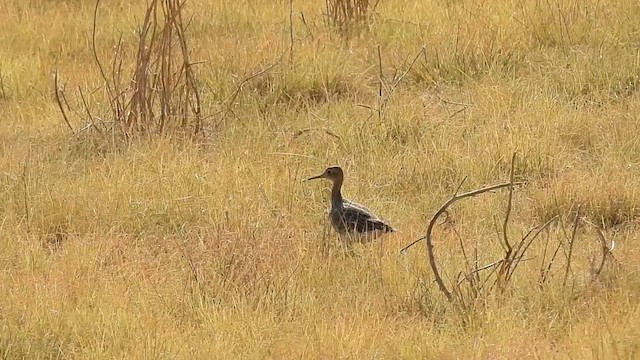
[306,174,324,181]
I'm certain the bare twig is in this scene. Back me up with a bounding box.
[392,46,426,88]
[289,0,294,64]
[91,0,114,103]
[540,232,563,285]
[54,0,207,142]
[292,127,341,141]
[563,205,581,287]
[501,153,516,256]
[495,153,517,290]
[435,94,471,107]
[593,227,611,276]
[370,46,426,122]
[53,71,74,133]
[21,149,31,234]
[456,259,505,286]
[218,57,283,127]
[583,220,616,278]
[377,44,383,121]
[507,215,559,282]
[400,181,524,254]
[401,180,524,301]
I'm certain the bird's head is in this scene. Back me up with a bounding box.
[307,166,344,182]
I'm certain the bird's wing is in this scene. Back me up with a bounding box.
[343,200,376,218]
[340,202,394,233]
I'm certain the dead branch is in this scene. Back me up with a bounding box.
[454,227,473,283]
[501,153,516,256]
[393,46,426,87]
[369,46,426,122]
[400,179,524,302]
[56,0,207,141]
[506,215,559,282]
[562,206,581,287]
[291,127,342,141]
[456,259,504,287]
[53,71,74,133]
[289,0,294,64]
[592,226,615,277]
[539,230,563,285]
[377,45,384,121]
[581,220,616,279]
[400,181,524,254]
[217,57,283,127]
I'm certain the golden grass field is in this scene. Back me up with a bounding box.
[2,0,640,358]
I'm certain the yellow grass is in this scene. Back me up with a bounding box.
[1,0,640,358]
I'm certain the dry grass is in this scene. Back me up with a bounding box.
[2,0,640,358]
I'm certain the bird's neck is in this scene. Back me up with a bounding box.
[331,178,344,209]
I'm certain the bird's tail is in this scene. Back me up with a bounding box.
[377,221,395,233]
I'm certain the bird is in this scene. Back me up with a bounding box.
[307,166,395,243]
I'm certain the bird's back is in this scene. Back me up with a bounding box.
[330,199,395,240]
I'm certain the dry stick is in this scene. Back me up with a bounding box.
[556,203,576,259]
[292,127,341,141]
[478,259,506,293]
[60,85,83,121]
[53,71,74,133]
[507,215,559,282]
[217,58,283,128]
[125,4,151,136]
[377,44,383,121]
[392,46,426,88]
[400,180,524,301]
[509,226,537,263]
[133,0,159,134]
[21,150,31,234]
[435,94,471,107]
[538,228,550,281]
[365,46,425,122]
[77,86,93,122]
[451,274,469,312]
[400,178,518,253]
[457,259,505,286]
[172,0,203,137]
[540,232,563,285]
[110,35,125,123]
[491,214,506,253]
[502,153,516,257]
[91,0,115,104]
[472,240,480,288]
[158,4,172,134]
[562,206,581,287]
[289,0,294,64]
[588,222,616,278]
[496,153,520,290]
[452,226,478,293]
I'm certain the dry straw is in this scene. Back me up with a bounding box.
[55,0,204,142]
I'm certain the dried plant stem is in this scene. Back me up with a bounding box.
[55,0,206,142]
[501,153,516,255]
[401,180,523,302]
[563,206,581,287]
[289,0,294,64]
[21,152,31,234]
[506,215,558,282]
[53,71,74,133]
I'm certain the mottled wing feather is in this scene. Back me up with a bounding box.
[332,201,395,234]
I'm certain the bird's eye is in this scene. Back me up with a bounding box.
[327,169,333,174]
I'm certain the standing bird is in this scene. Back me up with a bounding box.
[307,166,395,243]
